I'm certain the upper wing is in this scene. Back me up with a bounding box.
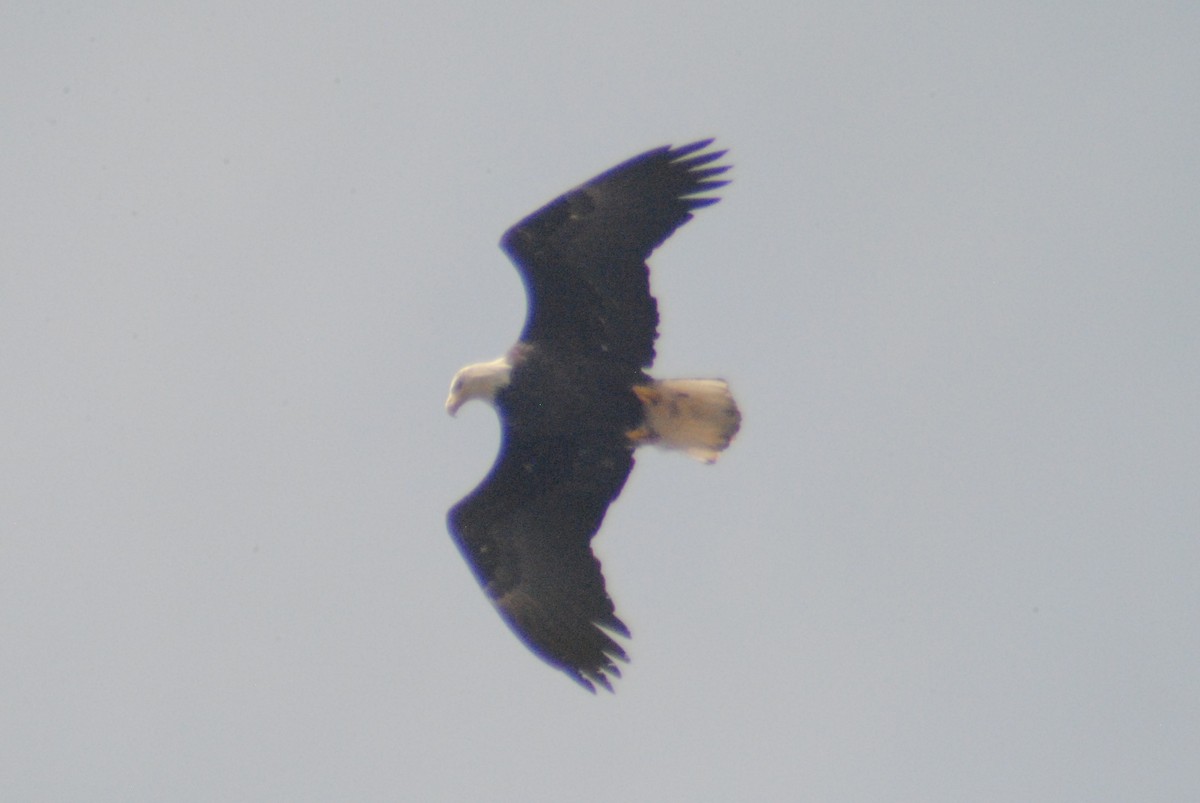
[447,421,635,692]
[501,140,730,369]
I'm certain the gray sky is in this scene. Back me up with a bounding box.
[3,3,1198,801]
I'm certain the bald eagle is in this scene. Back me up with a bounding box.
[445,140,741,691]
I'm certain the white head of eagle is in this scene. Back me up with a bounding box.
[445,140,741,692]
[445,355,512,416]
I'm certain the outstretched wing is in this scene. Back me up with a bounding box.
[447,434,634,693]
[501,140,729,369]
[447,354,642,692]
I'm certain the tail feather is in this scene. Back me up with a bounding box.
[632,379,741,463]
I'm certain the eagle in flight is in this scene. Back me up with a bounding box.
[445,140,741,691]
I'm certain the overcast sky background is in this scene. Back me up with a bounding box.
[3,3,1198,801]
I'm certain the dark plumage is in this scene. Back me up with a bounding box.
[445,141,736,691]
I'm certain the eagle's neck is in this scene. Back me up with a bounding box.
[445,355,513,415]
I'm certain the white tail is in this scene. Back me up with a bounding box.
[632,379,742,463]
